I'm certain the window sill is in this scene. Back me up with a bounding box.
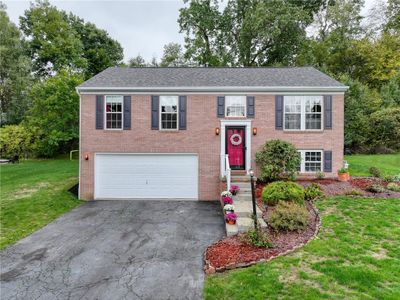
[159,129,180,132]
[283,130,324,133]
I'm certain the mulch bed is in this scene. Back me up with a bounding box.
[204,202,319,273]
[256,177,400,199]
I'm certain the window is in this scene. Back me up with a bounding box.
[284,96,323,130]
[225,96,246,117]
[298,150,323,172]
[105,95,123,129]
[160,96,178,130]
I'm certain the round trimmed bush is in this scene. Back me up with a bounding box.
[262,181,305,206]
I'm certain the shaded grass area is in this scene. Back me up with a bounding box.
[345,153,400,176]
[0,159,82,250]
[204,197,400,299]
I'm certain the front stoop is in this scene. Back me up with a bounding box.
[224,175,267,236]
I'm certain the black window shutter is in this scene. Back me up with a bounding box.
[179,95,187,130]
[324,150,332,172]
[217,96,225,118]
[123,96,131,130]
[151,95,159,130]
[275,95,284,130]
[246,96,255,118]
[324,95,332,130]
[96,95,104,129]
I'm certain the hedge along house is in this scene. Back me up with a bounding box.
[76,67,348,201]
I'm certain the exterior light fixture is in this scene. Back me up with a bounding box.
[215,127,220,135]
[85,154,89,160]
[252,127,257,135]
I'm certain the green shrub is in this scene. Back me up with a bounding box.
[255,139,301,181]
[345,189,364,196]
[0,125,33,158]
[382,174,394,182]
[269,201,310,232]
[262,181,305,206]
[387,182,400,192]
[304,183,324,200]
[369,167,381,178]
[315,171,325,180]
[393,174,400,182]
[241,226,272,248]
[366,184,385,193]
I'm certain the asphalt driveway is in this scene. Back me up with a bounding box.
[0,200,225,300]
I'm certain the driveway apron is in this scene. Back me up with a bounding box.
[0,200,225,300]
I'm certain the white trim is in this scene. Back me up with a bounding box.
[283,95,324,131]
[220,120,252,177]
[77,86,349,93]
[77,91,346,96]
[159,95,179,131]
[298,150,323,173]
[104,95,123,130]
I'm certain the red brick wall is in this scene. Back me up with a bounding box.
[80,93,344,200]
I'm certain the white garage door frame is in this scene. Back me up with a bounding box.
[94,153,199,200]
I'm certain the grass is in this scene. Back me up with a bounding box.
[345,153,400,177]
[0,159,82,250]
[204,197,400,299]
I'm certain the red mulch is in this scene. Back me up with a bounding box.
[204,202,319,272]
[256,177,400,199]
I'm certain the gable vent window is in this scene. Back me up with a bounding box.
[225,96,246,117]
[284,96,323,130]
[298,150,323,172]
[160,96,178,130]
[105,95,123,129]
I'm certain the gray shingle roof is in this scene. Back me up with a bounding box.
[77,67,347,92]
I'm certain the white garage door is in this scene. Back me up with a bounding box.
[94,154,198,200]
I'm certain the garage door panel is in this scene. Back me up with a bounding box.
[95,154,198,199]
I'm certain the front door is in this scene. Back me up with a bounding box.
[226,126,245,170]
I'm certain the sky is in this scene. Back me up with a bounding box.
[4,0,378,63]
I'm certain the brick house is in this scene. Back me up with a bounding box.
[76,67,348,201]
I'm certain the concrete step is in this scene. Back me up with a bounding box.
[237,217,267,233]
[233,201,263,218]
[231,175,253,182]
[233,194,252,201]
[231,182,252,189]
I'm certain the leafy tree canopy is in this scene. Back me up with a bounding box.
[0,3,32,124]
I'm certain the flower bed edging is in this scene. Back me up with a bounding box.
[204,202,321,274]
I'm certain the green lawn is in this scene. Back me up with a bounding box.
[345,153,400,177]
[0,159,82,250]
[205,197,400,299]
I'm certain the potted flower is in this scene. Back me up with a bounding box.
[225,212,238,225]
[221,191,232,198]
[229,184,240,195]
[222,195,233,205]
[338,168,350,182]
[223,204,235,214]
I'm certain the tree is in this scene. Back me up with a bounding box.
[380,75,400,107]
[179,0,313,66]
[23,70,83,157]
[68,14,123,78]
[19,0,124,78]
[128,55,147,67]
[179,0,223,66]
[19,0,86,77]
[370,107,400,152]
[0,4,32,124]
[160,43,186,67]
[298,0,365,74]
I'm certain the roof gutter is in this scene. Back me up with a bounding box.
[76,85,349,94]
